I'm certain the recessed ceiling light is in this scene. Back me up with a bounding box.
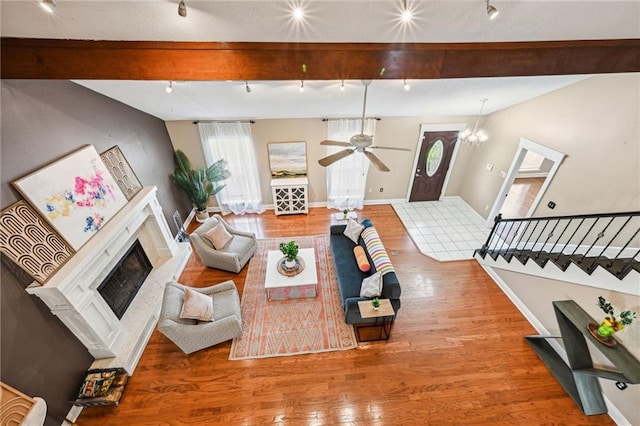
[292,5,305,21]
[40,0,56,13]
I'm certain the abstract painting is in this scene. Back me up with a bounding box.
[13,145,127,250]
[267,141,307,178]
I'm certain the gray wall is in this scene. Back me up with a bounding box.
[0,80,188,425]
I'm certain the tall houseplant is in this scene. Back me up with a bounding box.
[170,150,231,222]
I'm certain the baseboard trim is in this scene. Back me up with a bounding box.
[478,261,629,426]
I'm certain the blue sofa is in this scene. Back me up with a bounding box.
[329,219,401,324]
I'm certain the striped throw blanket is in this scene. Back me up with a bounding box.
[361,227,395,275]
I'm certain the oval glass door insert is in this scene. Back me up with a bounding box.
[426,139,444,177]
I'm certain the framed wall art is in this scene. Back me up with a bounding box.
[267,141,308,179]
[0,200,74,284]
[100,145,143,201]
[13,145,128,251]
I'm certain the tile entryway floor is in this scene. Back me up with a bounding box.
[392,197,490,262]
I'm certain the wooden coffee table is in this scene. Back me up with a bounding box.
[356,299,395,341]
[264,248,318,301]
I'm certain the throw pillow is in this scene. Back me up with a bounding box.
[361,227,395,275]
[343,218,365,244]
[360,271,382,298]
[202,221,233,250]
[180,288,214,321]
[353,245,371,272]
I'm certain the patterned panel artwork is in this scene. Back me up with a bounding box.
[13,145,127,250]
[0,201,74,284]
[100,145,143,201]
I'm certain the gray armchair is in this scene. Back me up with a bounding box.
[189,214,257,273]
[157,280,242,354]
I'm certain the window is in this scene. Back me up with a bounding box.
[325,119,376,210]
[198,122,264,215]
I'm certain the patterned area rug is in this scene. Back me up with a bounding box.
[229,235,357,360]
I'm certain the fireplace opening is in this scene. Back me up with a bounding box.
[98,240,152,319]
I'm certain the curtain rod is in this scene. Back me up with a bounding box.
[193,120,255,124]
[322,117,381,122]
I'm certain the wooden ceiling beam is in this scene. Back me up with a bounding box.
[1,38,639,80]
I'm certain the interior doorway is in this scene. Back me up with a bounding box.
[486,138,565,228]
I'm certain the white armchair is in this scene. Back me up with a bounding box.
[157,281,242,354]
[189,214,257,273]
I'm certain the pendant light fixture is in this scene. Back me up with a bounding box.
[165,81,173,94]
[460,99,489,145]
[245,81,251,93]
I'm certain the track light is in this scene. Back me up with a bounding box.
[486,0,499,20]
[299,81,305,92]
[178,0,187,17]
[40,0,56,13]
[245,81,251,93]
[340,80,345,91]
[166,81,173,94]
[403,79,411,91]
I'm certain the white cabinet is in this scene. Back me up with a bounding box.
[271,177,308,215]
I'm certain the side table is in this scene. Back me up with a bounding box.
[356,299,395,341]
[526,300,640,416]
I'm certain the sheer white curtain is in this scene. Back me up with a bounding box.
[326,119,376,210]
[198,122,264,215]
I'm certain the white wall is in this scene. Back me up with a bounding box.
[165,115,472,208]
[458,73,640,219]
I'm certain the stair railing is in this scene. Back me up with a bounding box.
[477,211,640,278]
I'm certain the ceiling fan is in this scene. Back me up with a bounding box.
[318,80,411,172]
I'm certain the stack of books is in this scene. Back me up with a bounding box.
[72,368,129,407]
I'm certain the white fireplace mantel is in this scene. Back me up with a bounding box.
[27,186,191,373]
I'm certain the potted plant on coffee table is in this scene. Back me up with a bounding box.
[170,150,230,222]
[279,240,299,270]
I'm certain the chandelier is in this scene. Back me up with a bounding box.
[460,99,489,145]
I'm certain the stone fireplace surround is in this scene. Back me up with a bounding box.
[27,186,191,374]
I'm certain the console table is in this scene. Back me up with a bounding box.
[526,300,640,415]
[271,177,308,216]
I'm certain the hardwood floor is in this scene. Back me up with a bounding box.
[77,205,613,425]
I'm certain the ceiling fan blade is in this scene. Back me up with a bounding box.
[321,140,352,147]
[369,145,412,152]
[364,150,391,172]
[318,149,355,167]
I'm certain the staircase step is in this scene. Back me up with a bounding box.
[530,252,553,268]
[595,258,640,279]
[549,254,573,271]
[514,250,534,266]
[570,256,604,275]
